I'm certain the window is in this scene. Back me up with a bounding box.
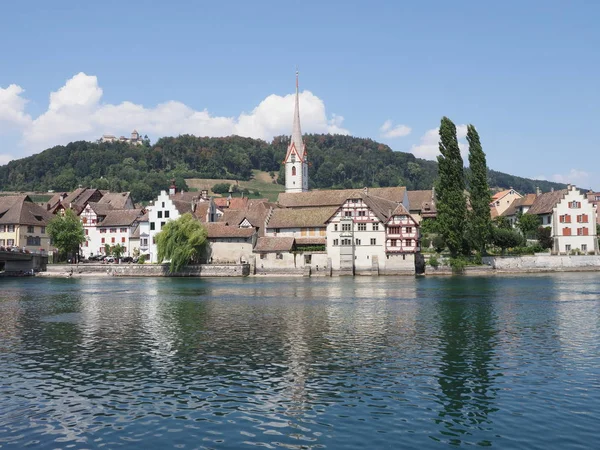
[582,244,588,252]
[595,196,600,201]
[372,223,379,231]
[304,255,312,264]
[100,228,106,233]
[85,229,89,235]
[405,239,412,247]
[0,239,4,246]
[565,244,571,252]
[26,236,40,246]
[334,224,338,231]
[85,241,88,247]
[358,223,367,231]
[563,227,571,236]
[101,237,105,244]
[260,253,266,259]
[355,239,361,245]
[162,202,165,208]
[292,166,296,176]
[120,228,127,233]
[391,239,397,247]
[388,226,401,234]
[141,238,148,247]
[111,237,115,243]
[27,225,34,233]
[405,227,412,234]
[351,199,358,203]
[165,211,170,219]
[157,211,163,218]
[370,238,376,245]
[358,210,366,217]
[110,228,117,233]
[161,222,165,228]
[275,228,281,233]
[276,253,283,260]
[564,215,571,223]
[333,239,339,246]
[560,215,565,223]
[7,239,14,246]
[81,217,87,224]
[8,225,14,232]
[342,238,352,245]
[344,211,352,217]
[570,201,581,208]
[122,237,126,243]
[342,223,351,231]
[150,222,155,231]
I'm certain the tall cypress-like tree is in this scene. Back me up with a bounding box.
[466,125,492,254]
[436,117,467,257]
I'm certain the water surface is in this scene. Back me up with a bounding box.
[1,274,599,449]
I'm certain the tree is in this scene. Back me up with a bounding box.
[435,117,467,257]
[111,244,125,260]
[47,209,86,262]
[516,213,541,240]
[492,227,525,255]
[537,226,553,249]
[493,216,512,230]
[466,125,491,254]
[155,213,208,273]
[212,183,231,194]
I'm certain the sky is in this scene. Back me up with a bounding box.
[1,0,599,188]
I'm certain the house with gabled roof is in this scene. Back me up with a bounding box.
[501,193,537,226]
[526,185,597,254]
[407,189,437,221]
[490,188,522,216]
[0,195,54,252]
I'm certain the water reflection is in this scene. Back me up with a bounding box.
[431,277,500,446]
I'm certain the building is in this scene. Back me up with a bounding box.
[0,195,54,252]
[283,71,308,193]
[99,130,144,146]
[490,188,522,216]
[500,193,537,226]
[94,209,145,256]
[204,223,256,264]
[407,189,437,222]
[586,191,600,225]
[526,185,597,254]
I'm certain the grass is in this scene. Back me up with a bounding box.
[186,170,285,202]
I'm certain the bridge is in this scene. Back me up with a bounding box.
[0,250,48,275]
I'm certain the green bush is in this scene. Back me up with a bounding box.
[421,237,431,249]
[428,254,440,268]
[138,255,146,264]
[432,235,445,253]
[449,257,467,274]
[212,183,231,194]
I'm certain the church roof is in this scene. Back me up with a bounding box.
[284,71,306,164]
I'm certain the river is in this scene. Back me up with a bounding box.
[1,274,599,449]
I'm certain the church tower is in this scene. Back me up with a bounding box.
[284,71,308,193]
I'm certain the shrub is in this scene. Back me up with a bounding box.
[428,254,440,268]
[433,235,446,253]
[449,257,467,274]
[138,255,146,264]
[212,183,231,194]
[421,237,431,249]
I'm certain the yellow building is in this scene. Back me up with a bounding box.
[0,195,54,252]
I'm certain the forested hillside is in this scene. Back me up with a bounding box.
[0,134,566,202]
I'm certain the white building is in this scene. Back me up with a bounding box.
[100,130,144,146]
[283,72,308,193]
[526,185,598,254]
[94,209,144,257]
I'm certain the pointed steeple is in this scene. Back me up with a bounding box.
[290,69,304,157]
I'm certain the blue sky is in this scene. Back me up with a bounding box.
[1,0,598,188]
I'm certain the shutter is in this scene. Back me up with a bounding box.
[584,227,589,236]
[583,214,588,223]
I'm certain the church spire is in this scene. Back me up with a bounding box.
[291,69,304,157]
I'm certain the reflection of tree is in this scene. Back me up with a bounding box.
[434,277,500,446]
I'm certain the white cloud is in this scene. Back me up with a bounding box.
[379,120,411,138]
[0,84,32,132]
[410,124,468,161]
[534,169,591,187]
[1,72,349,163]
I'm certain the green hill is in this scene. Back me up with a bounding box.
[0,134,566,202]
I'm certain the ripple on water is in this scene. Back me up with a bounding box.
[0,274,599,448]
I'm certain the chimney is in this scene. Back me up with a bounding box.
[363,187,368,195]
[169,178,176,196]
[227,194,231,208]
[567,184,572,190]
[551,188,554,192]
[201,189,208,200]
[535,186,541,196]
[431,186,436,200]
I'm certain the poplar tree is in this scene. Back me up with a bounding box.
[436,117,467,258]
[466,125,492,254]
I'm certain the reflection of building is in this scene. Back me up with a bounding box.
[99,130,144,146]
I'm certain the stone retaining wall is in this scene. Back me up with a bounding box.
[483,255,600,272]
[46,263,250,277]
